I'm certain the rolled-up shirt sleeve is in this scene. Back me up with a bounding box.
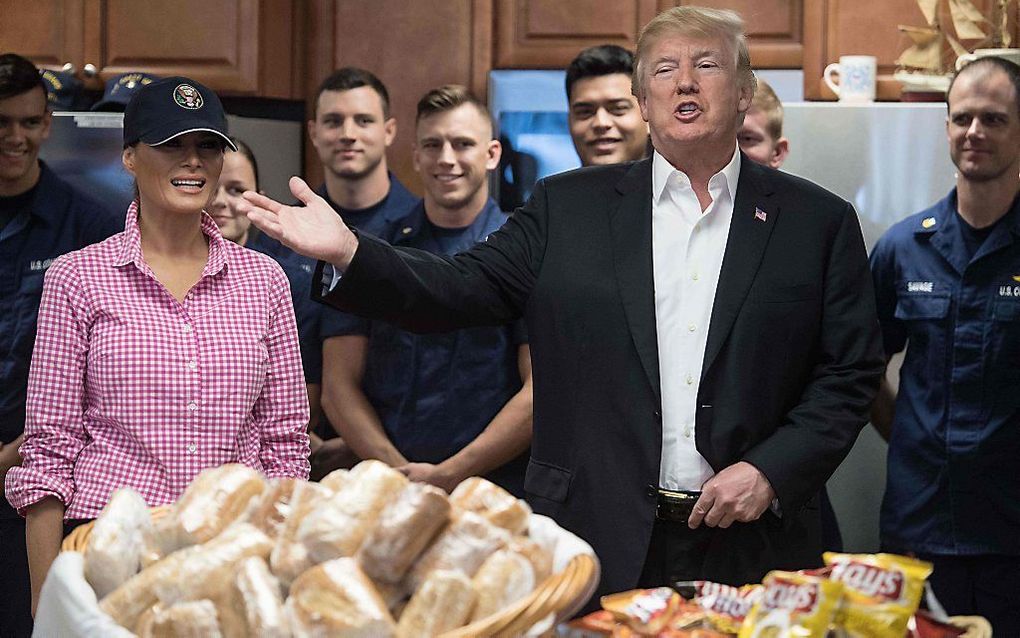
[253,267,311,479]
[5,256,90,514]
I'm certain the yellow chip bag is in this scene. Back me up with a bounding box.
[692,581,763,634]
[738,571,842,638]
[824,552,933,638]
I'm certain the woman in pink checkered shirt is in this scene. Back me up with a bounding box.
[4,77,310,613]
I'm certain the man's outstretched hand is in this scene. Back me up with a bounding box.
[242,176,359,270]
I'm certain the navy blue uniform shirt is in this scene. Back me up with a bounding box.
[871,190,1020,555]
[354,199,529,495]
[247,232,322,384]
[1,163,119,517]
[315,174,420,340]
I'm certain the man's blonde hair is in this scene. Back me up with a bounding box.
[750,78,783,140]
[632,6,756,99]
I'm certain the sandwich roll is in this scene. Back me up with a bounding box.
[84,487,152,599]
[286,557,396,637]
[469,549,536,622]
[359,482,451,584]
[450,476,531,535]
[396,569,476,638]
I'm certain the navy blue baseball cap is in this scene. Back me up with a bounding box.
[122,76,236,151]
[40,69,83,111]
[92,72,159,112]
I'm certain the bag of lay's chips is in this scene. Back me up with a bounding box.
[824,552,933,638]
[687,581,763,634]
[738,571,843,638]
[602,587,685,635]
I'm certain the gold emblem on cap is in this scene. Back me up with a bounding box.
[922,217,936,229]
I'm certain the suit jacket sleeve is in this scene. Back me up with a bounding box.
[320,181,549,332]
[741,203,883,513]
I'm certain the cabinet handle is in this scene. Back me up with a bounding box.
[61,62,76,73]
[83,64,98,77]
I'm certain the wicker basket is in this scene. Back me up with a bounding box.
[61,510,599,637]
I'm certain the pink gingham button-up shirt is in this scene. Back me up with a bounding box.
[5,204,310,520]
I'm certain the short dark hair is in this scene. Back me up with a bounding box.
[0,53,47,101]
[565,45,635,101]
[415,84,491,129]
[314,67,390,118]
[948,56,1020,115]
[229,136,260,190]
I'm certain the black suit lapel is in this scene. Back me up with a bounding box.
[701,158,778,380]
[609,159,661,406]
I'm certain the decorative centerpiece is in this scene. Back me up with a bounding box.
[895,0,1017,100]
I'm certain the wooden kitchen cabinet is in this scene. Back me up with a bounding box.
[0,0,303,98]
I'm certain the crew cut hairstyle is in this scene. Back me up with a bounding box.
[632,6,756,99]
[0,53,48,101]
[750,78,783,140]
[314,67,391,118]
[948,56,1020,115]
[415,84,493,130]
[565,44,635,100]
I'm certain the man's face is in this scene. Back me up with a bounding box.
[308,86,395,180]
[638,33,752,161]
[946,68,1020,183]
[0,87,50,196]
[738,107,788,169]
[413,104,501,212]
[568,73,648,166]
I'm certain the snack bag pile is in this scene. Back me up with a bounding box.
[567,552,941,637]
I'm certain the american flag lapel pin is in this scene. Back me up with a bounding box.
[754,207,767,223]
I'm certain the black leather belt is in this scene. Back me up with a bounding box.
[655,488,702,522]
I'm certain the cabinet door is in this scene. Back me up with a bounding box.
[81,0,293,96]
[0,0,86,71]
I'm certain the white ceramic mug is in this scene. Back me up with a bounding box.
[823,55,878,103]
[956,48,1020,71]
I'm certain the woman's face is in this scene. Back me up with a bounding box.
[122,131,224,216]
[208,150,257,244]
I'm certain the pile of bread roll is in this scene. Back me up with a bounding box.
[80,461,553,637]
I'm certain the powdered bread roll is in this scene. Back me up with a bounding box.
[245,477,298,540]
[396,569,476,637]
[359,482,451,584]
[319,468,351,492]
[148,464,267,559]
[450,476,531,534]
[508,535,554,583]
[297,460,408,564]
[135,600,222,638]
[101,523,271,628]
[269,481,332,584]
[217,556,288,638]
[286,557,395,637]
[470,549,536,621]
[406,510,510,591]
[84,488,152,599]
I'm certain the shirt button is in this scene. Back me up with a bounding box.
[182,323,193,334]
[691,272,699,281]
[683,425,693,438]
[187,360,197,370]
[688,323,696,332]
[186,443,197,454]
[686,374,694,385]
[187,401,198,412]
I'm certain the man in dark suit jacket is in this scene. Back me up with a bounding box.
[243,6,883,601]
